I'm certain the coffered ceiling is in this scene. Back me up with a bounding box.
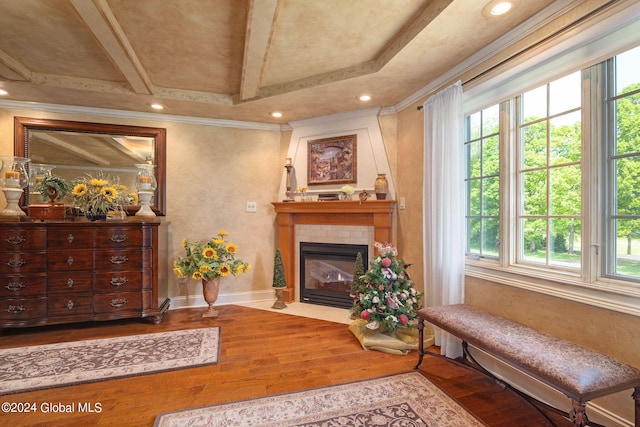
[0,0,572,124]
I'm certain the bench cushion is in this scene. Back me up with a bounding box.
[419,304,640,402]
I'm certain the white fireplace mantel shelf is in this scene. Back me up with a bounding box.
[272,200,395,302]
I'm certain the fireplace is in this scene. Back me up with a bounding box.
[300,242,368,308]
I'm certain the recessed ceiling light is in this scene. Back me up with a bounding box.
[491,1,512,15]
[359,95,372,102]
[151,103,164,110]
[0,89,8,96]
[271,111,283,118]
[482,0,517,18]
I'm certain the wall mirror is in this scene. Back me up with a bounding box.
[14,117,166,216]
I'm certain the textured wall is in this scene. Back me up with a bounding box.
[0,106,281,305]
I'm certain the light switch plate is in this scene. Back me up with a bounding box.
[246,201,257,213]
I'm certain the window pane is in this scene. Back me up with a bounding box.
[467,141,481,178]
[615,97,640,156]
[468,179,481,216]
[468,112,481,140]
[483,176,500,216]
[522,85,547,123]
[522,122,547,169]
[482,104,500,136]
[550,165,581,216]
[522,170,546,215]
[616,45,640,96]
[521,217,547,264]
[614,219,640,277]
[550,72,581,115]
[549,218,581,268]
[483,135,500,175]
[468,218,481,254]
[616,156,640,215]
[550,111,581,165]
[482,217,499,257]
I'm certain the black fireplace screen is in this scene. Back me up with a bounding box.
[300,242,368,308]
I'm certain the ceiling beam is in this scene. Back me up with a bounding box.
[69,0,153,95]
[239,0,280,101]
[0,48,31,81]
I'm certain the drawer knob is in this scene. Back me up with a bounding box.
[67,234,74,243]
[67,278,74,287]
[5,281,25,291]
[110,255,128,265]
[67,256,74,265]
[7,259,26,268]
[110,277,128,286]
[111,234,127,243]
[110,298,128,308]
[7,305,26,314]
[6,235,25,245]
[66,300,74,310]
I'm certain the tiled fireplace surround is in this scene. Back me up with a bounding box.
[272,200,395,302]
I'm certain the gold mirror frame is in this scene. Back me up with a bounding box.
[14,117,166,216]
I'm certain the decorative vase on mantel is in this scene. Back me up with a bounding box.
[374,173,388,200]
[202,277,221,318]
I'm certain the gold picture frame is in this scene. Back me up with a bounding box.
[307,134,357,185]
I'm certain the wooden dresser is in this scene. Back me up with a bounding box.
[0,220,170,328]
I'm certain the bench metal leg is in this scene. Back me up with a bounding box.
[415,317,425,369]
[633,387,639,427]
[570,399,589,427]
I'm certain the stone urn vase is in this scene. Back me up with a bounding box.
[202,277,221,318]
[271,287,287,309]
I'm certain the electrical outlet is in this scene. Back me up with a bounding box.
[399,196,406,210]
[246,201,257,213]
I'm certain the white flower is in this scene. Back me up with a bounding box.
[341,185,355,195]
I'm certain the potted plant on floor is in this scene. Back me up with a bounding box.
[271,248,287,309]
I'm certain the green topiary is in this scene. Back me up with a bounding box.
[272,248,286,288]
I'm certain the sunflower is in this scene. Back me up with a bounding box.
[217,265,231,276]
[100,186,118,203]
[90,178,108,187]
[72,183,88,197]
[202,247,217,259]
[225,243,238,254]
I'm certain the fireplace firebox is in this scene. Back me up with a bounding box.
[300,242,368,308]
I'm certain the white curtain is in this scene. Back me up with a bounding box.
[422,81,465,359]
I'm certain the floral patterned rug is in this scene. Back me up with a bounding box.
[0,327,220,396]
[154,371,486,427]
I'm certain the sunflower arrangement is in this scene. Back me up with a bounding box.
[173,231,251,281]
[70,173,134,214]
[350,242,421,332]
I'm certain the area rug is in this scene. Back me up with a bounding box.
[0,327,220,396]
[154,371,486,427]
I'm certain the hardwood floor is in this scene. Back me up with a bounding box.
[0,305,574,426]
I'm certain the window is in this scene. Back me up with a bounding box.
[465,44,640,290]
[465,105,500,259]
[605,45,640,281]
[517,72,582,269]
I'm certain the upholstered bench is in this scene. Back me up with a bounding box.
[415,304,640,427]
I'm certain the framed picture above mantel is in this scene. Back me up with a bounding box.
[307,134,356,185]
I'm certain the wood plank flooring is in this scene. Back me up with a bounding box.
[0,305,573,426]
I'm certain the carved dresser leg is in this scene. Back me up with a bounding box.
[633,387,639,427]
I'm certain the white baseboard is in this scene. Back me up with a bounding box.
[467,346,635,427]
[168,290,275,310]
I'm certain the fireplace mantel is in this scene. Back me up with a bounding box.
[272,200,395,302]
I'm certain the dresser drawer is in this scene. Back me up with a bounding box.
[93,249,147,271]
[93,271,144,292]
[47,272,93,294]
[0,275,46,297]
[47,227,95,248]
[47,250,93,271]
[0,228,46,252]
[95,227,144,249]
[0,252,47,274]
[0,297,47,320]
[47,293,93,316]
[93,292,142,313]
